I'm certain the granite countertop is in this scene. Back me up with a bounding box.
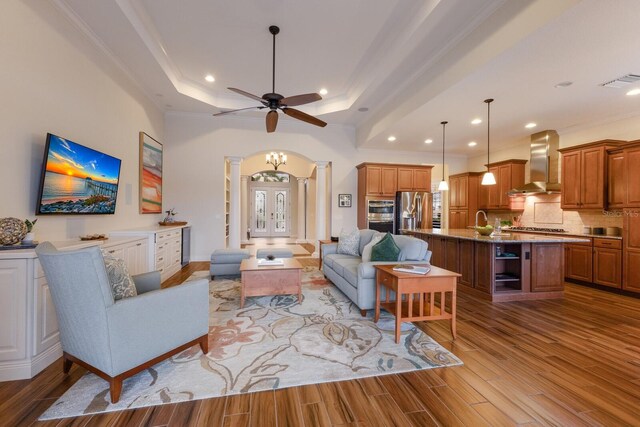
[501,228,623,241]
[403,228,591,244]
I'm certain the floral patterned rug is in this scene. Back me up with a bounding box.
[40,267,462,420]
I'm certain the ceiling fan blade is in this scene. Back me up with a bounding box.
[282,107,327,128]
[228,87,266,104]
[212,106,265,116]
[280,93,322,107]
[266,110,278,133]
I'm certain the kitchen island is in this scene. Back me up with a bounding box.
[402,229,590,302]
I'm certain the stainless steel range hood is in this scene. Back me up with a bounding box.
[509,130,561,195]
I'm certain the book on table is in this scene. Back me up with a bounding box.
[393,264,431,275]
[257,258,285,266]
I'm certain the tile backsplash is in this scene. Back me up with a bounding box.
[486,194,623,233]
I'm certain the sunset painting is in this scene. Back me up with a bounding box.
[38,134,121,214]
[139,132,163,213]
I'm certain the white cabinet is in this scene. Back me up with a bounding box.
[33,267,59,356]
[0,260,27,363]
[102,238,149,276]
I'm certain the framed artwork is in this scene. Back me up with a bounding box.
[139,132,163,214]
[338,194,352,208]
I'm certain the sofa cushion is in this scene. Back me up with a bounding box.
[361,234,383,263]
[358,229,380,255]
[337,229,360,256]
[371,233,401,262]
[323,253,356,270]
[333,258,361,288]
[103,255,137,300]
[393,235,428,261]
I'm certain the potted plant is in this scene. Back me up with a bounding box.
[23,219,37,243]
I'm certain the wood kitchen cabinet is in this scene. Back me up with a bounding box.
[559,140,623,210]
[593,238,622,288]
[607,148,625,209]
[398,167,431,191]
[479,160,526,210]
[361,165,397,196]
[564,241,593,283]
[357,163,432,196]
[624,141,640,207]
[458,239,475,287]
[531,243,565,292]
[624,209,640,293]
[448,172,483,228]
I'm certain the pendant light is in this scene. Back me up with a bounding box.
[481,98,497,186]
[437,121,449,191]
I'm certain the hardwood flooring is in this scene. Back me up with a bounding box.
[3,259,640,426]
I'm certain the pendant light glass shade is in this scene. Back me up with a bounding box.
[481,172,496,185]
[438,121,448,191]
[481,98,496,186]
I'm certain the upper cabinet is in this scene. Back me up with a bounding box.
[607,148,625,209]
[559,140,623,210]
[449,172,483,228]
[624,141,640,208]
[478,160,526,210]
[357,163,432,196]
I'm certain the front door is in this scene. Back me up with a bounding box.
[251,187,290,237]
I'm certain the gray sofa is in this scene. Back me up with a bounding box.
[321,230,432,312]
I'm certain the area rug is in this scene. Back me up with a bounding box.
[40,267,461,420]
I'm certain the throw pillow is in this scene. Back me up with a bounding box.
[337,228,360,256]
[103,255,137,300]
[370,233,401,262]
[361,234,383,263]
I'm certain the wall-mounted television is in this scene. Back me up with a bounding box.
[36,133,122,215]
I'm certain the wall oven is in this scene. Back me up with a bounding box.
[367,199,395,234]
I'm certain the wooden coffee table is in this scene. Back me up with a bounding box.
[239,258,303,308]
[374,264,460,343]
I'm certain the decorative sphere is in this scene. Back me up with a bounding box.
[0,217,28,245]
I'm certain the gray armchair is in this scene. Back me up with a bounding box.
[35,242,209,403]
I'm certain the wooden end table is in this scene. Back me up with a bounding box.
[374,264,460,343]
[239,258,303,308]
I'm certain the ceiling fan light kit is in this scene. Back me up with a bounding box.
[481,98,497,186]
[438,121,449,191]
[213,25,327,133]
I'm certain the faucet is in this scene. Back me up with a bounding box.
[475,210,488,228]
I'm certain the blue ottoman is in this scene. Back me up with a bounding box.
[210,248,250,279]
[256,247,294,259]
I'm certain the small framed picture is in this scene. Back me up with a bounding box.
[338,194,352,208]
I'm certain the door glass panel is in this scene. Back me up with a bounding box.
[274,190,286,232]
[254,190,267,232]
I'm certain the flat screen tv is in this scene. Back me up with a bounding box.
[36,133,122,215]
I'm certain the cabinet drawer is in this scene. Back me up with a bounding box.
[593,238,622,249]
[568,239,592,247]
[156,231,172,241]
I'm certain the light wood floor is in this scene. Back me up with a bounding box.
[3,260,640,426]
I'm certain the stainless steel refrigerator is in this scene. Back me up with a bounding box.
[395,191,433,234]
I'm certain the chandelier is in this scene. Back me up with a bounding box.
[266,152,287,170]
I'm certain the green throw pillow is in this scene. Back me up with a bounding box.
[370,233,401,262]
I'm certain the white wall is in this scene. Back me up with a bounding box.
[164,113,467,260]
[0,1,164,241]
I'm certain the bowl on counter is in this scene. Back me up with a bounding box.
[474,226,493,236]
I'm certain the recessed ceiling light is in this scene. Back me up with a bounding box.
[471,118,482,125]
[525,122,537,129]
[205,74,215,82]
[468,141,477,147]
[358,107,369,112]
[627,88,640,96]
[387,136,396,142]
[554,81,573,88]
[424,139,433,144]
[319,88,328,96]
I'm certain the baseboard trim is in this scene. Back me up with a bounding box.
[0,342,61,381]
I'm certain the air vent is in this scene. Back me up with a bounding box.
[601,74,640,88]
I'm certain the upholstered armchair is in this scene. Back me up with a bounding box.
[35,242,209,403]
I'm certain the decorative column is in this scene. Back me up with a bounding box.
[228,157,242,249]
[296,177,307,243]
[241,176,249,244]
[314,161,329,257]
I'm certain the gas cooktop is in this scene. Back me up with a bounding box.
[509,226,567,233]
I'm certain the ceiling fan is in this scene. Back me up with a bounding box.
[213,25,327,133]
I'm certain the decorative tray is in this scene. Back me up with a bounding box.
[158,221,188,226]
[80,235,108,241]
